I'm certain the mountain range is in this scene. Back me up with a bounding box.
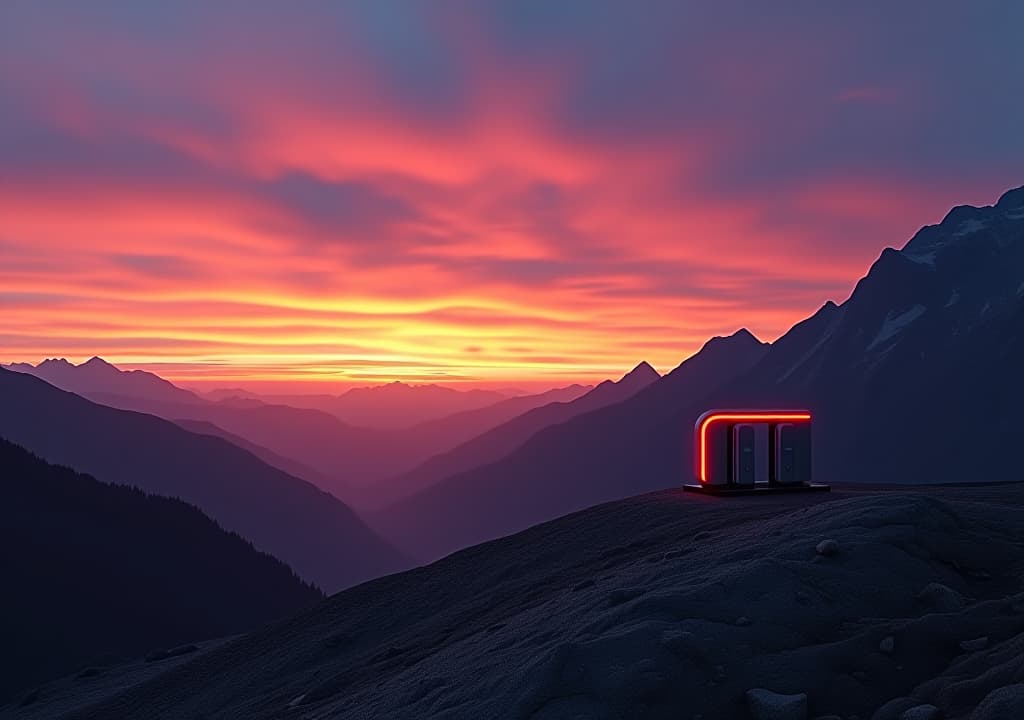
[4,359,591,501]
[0,368,407,592]
[206,382,512,429]
[3,185,1023,719]
[372,184,1024,560]
[364,361,660,510]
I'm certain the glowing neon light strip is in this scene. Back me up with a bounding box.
[696,411,811,483]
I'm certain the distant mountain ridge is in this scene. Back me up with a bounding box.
[3,360,594,497]
[376,331,766,560]
[0,368,408,592]
[3,357,202,405]
[0,437,323,703]
[205,382,512,429]
[368,362,660,509]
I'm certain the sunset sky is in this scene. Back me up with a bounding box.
[2,2,1022,390]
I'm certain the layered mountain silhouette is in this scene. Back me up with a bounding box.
[376,332,766,560]
[4,361,592,499]
[0,438,322,703]
[368,362,659,509]
[377,185,1024,561]
[0,368,407,592]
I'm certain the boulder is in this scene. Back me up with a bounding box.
[815,539,840,557]
[746,688,808,720]
[971,684,1024,719]
[900,704,939,720]
[918,583,964,611]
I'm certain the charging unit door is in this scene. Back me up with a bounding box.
[731,423,756,486]
[775,422,811,484]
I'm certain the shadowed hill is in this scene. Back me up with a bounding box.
[0,438,323,704]
[0,368,408,592]
[14,482,1024,719]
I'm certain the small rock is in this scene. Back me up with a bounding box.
[663,549,684,560]
[900,705,939,720]
[571,579,594,592]
[959,636,988,652]
[287,693,306,708]
[736,616,753,626]
[918,582,964,611]
[816,539,840,557]
[873,697,915,720]
[879,635,895,654]
[746,688,807,720]
[971,683,1024,720]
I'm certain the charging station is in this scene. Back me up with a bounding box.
[683,410,830,495]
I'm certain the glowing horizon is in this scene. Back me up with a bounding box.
[3,4,1022,391]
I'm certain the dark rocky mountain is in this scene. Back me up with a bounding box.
[16,481,1024,720]
[0,368,408,592]
[376,185,1024,562]
[3,357,201,405]
[370,362,659,509]
[717,184,1024,486]
[376,331,767,561]
[0,438,323,704]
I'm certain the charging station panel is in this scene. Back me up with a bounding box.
[732,424,756,486]
[774,422,811,485]
[702,421,731,486]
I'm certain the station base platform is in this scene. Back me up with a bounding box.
[682,482,831,496]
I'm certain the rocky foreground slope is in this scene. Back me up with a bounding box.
[5,483,1024,720]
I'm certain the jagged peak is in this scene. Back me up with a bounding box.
[82,356,115,368]
[703,327,763,349]
[618,360,660,384]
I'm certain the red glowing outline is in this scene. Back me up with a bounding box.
[695,410,811,483]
